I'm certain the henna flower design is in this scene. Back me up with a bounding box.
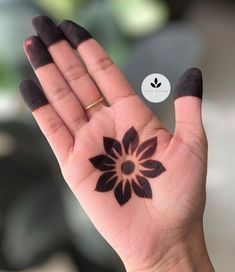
[89,127,165,206]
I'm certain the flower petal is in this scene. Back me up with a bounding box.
[122,127,139,155]
[136,137,157,160]
[114,180,131,206]
[140,160,165,178]
[103,137,122,159]
[89,154,115,171]
[132,176,152,198]
[95,172,117,192]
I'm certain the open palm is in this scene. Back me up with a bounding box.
[20,16,208,271]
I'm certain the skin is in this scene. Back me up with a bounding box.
[19,16,214,272]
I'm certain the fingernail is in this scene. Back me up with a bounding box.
[32,15,64,47]
[19,80,48,111]
[59,20,92,49]
[24,36,53,69]
[174,68,203,100]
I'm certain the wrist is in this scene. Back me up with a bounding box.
[126,225,214,272]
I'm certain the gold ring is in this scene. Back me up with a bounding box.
[84,97,104,111]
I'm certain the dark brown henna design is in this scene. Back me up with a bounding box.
[59,20,92,49]
[122,127,139,155]
[95,172,117,192]
[32,15,64,47]
[24,36,53,69]
[19,80,48,111]
[114,180,132,206]
[132,176,152,198]
[174,68,203,100]
[89,127,166,206]
[140,160,165,178]
[103,137,122,159]
[90,154,115,171]
[121,160,135,175]
[136,137,157,161]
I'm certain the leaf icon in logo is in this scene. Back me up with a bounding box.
[150,77,162,88]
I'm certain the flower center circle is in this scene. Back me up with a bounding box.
[121,160,135,175]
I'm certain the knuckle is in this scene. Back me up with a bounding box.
[173,133,205,163]
[71,115,85,132]
[47,117,64,136]
[64,64,88,82]
[175,121,206,143]
[52,86,71,102]
[91,56,113,74]
[174,127,207,160]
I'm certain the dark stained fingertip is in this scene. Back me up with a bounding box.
[58,20,92,49]
[24,36,53,69]
[174,68,203,100]
[32,15,64,47]
[19,80,48,111]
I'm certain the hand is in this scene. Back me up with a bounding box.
[19,16,214,272]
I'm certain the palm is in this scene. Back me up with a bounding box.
[62,95,207,268]
[20,16,207,271]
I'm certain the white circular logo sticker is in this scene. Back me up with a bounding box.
[141,73,171,103]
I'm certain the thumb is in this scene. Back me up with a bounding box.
[174,68,207,146]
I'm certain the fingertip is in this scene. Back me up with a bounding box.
[23,35,38,49]
[19,79,30,89]
[174,68,203,100]
[19,79,48,111]
[58,20,92,49]
[23,35,53,69]
[32,14,64,47]
[32,14,48,25]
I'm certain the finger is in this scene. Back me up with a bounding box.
[24,35,87,136]
[173,68,206,143]
[32,15,105,117]
[19,80,73,164]
[59,20,135,105]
